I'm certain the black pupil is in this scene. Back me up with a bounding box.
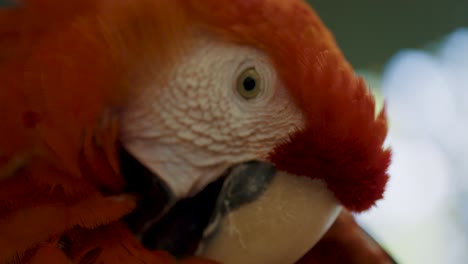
[242,76,256,92]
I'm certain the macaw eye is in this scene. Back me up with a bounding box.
[237,68,262,99]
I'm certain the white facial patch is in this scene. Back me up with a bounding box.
[120,34,305,198]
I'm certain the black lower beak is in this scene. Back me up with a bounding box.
[119,147,277,258]
[119,147,173,236]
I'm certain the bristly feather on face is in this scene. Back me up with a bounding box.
[96,0,390,211]
[0,0,390,262]
[179,0,391,212]
[0,0,388,219]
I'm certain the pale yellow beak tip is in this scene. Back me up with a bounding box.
[198,171,342,264]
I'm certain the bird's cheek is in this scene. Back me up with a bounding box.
[197,170,342,264]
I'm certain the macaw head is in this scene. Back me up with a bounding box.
[0,0,390,263]
[112,1,390,262]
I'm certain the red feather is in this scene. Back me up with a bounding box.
[0,1,189,262]
[0,0,390,262]
[179,0,391,211]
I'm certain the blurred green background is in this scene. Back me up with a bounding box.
[304,2,468,264]
[307,0,468,69]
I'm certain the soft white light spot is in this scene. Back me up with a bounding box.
[358,28,468,264]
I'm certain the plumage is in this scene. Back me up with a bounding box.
[175,0,390,211]
[0,0,390,263]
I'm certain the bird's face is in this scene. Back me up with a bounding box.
[120,33,305,199]
[0,0,389,263]
[119,32,341,264]
[92,0,389,263]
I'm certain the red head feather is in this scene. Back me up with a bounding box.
[0,0,389,261]
[1,0,389,215]
[181,0,391,212]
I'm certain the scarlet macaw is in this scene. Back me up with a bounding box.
[0,0,391,263]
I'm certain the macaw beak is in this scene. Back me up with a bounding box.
[120,148,341,263]
[197,166,342,264]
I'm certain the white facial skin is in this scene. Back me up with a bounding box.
[119,34,342,263]
[120,35,305,198]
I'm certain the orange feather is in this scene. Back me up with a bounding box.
[179,0,390,212]
[0,0,389,263]
[0,1,192,262]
